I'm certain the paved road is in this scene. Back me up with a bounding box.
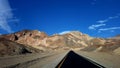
[56,51,105,68]
[74,50,120,68]
[0,50,68,68]
[0,50,105,68]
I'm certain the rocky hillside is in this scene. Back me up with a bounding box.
[0,38,41,56]
[0,29,120,55]
[0,30,93,49]
[109,34,120,40]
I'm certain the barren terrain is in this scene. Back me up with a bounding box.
[0,30,120,68]
[0,49,120,68]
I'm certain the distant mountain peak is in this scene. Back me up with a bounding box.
[115,34,120,37]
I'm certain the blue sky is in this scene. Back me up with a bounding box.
[0,0,120,38]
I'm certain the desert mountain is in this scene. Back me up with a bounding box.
[0,38,41,56]
[0,30,93,49]
[0,29,120,56]
[109,34,120,40]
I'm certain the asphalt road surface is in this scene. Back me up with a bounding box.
[0,50,106,68]
[56,51,105,68]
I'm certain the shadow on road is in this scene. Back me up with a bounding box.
[56,51,105,68]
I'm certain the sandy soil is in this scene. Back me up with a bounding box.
[0,50,68,68]
[0,49,120,68]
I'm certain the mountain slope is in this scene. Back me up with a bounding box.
[0,38,41,56]
[0,29,120,56]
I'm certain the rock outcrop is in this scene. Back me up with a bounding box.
[0,29,120,56]
[0,38,40,56]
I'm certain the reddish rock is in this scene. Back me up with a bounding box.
[0,29,120,53]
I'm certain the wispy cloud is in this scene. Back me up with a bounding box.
[98,27,120,32]
[88,14,120,32]
[0,0,16,33]
[88,23,106,30]
[97,14,120,23]
[59,31,71,35]
[97,20,108,23]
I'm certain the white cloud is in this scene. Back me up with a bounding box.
[97,20,108,23]
[97,14,120,23]
[98,27,120,32]
[59,31,71,35]
[0,0,15,33]
[88,23,106,30]
[88,14,120,33]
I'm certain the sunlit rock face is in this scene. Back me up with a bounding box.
[0,30,48,46]
[43,31,93,49]
[1,29,120,53]
[0,30,93,48]
[90,38,106,46]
